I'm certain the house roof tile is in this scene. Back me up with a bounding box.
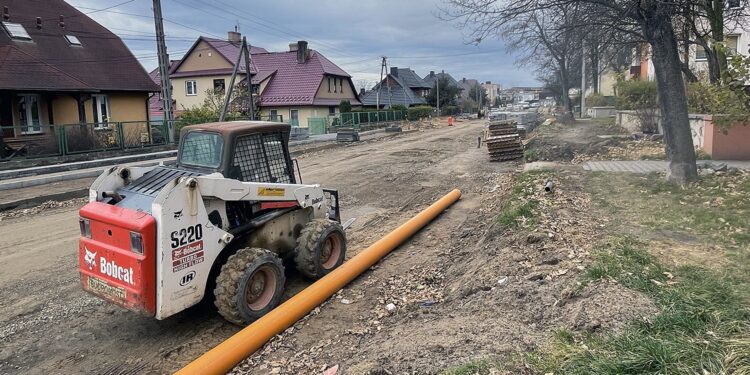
[0,0,158,92]
[394,68,431,89]
[360,74,427,107]
[253,50,356,106]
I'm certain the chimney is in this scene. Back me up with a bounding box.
[390,67,398,77]
[228,30,241,43]
[3,6,9,21]
[429,71,435,77]
[296,41,309,63]
[462,78,466,83]
[289,42,298,51]
[359,87,365,96]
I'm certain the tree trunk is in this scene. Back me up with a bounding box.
[590,50,599,94]
[642,14,698,185]
[558,58,573,116]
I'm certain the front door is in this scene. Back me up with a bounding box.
[0,93,14,138]
[18,94,42,134]
[92,95,110,128]
[289,109,299,127]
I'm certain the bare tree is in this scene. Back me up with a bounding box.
[443,3,583,116]
[442,0,702,184]
[683,2,749,84]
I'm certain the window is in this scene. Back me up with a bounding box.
[17,94,42,134]
[728,0,741,8]
[92,95,110,128]
[65,35,81,46]
[333,77,337,93]
[2,22,31,40]
[180,131,223,168]
[339,78,343,94]
[327,77,331,93]
[289,109,299,127]
[696,45,707,60]
[213,79,225,93]
[328,106,336,116]
[696,36,740,60]
[186,80,197,96]
[230,133,292,183]
[726,35,739,55]
[269,109,278,121]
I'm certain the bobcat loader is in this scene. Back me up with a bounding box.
[78,121,346,325]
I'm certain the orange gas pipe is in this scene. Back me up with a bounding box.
[175,189,462,375]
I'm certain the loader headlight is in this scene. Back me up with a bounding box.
[79,218,91,238]
[130,232,144,255]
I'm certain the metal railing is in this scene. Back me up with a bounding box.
[331,110,406,129]
[1,121,170,161]
[1,115,290,161]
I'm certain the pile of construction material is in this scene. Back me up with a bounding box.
[485,119,523,162]
[487,111,539,138]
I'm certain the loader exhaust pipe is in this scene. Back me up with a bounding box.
[176,189,462,375]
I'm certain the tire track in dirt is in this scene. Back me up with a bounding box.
[0,121,491,375]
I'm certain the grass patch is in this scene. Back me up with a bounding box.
[586,172,750,249]
[441,359,503,375]
[495,171,547,228]
[530,236,750,374]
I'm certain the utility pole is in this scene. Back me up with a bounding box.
[436,70,441,115]
[219,39,244,122]
[581,47,586,119]
[153,0,175,142]
[241,37,254,120]
[376,57,386,109]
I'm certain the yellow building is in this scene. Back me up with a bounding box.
[0,0,159,156]
[170,35,360,128]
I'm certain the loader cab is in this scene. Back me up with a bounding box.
[177,121,297,184]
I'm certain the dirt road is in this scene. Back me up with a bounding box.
[0,119,512,374]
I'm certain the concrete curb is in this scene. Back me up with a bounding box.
[0,188,89,211]
[0,150,177,180]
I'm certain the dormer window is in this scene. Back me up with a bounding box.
[65,35,81,46]
[2,22,31,41]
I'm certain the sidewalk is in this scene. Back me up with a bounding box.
[581,160,750,173]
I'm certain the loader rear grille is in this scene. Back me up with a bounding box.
[123,167,202,196]
[232,133,293,184]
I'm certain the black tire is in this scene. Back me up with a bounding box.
[213,247,285,325]
[294,219,347,280]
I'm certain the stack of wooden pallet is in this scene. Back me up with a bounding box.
[485,119,523,162]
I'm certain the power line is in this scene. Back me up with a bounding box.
[175,0,371,61]
[73,6,224,39]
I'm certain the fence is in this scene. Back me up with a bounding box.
[1,121,170,161]
[337,110,406,128]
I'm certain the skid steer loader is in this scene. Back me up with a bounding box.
[78,121,346,325]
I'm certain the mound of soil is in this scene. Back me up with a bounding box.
[560,281,658,333]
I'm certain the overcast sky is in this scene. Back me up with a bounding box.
[67,0,539,89]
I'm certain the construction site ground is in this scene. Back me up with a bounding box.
[2,118,747,374]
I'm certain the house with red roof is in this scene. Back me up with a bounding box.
[170,34,360,127]
[0,0,159,156]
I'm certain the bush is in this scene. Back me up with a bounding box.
[586,93,615,107]
[441,105,460,116]
[407,106,433,121]
[391,104,407,113]
[339,100,352,114]
[615,80,658,110]
[615,80,659,133]
[686,81,750,129]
